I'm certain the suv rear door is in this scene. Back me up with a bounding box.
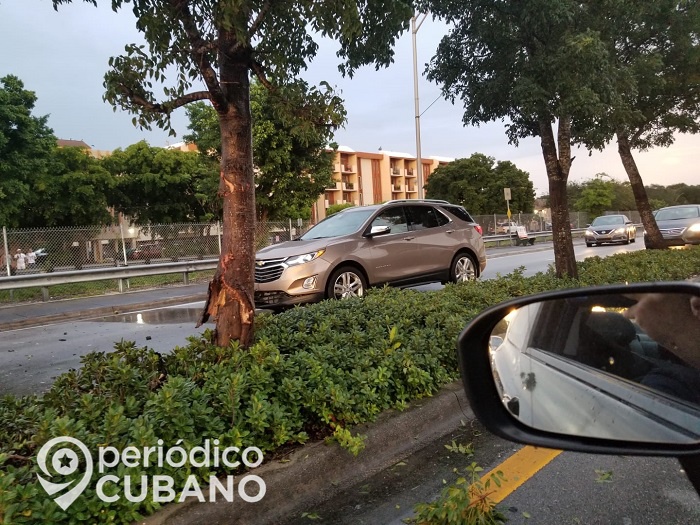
[403,204,456,278]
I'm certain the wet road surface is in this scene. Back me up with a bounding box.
[0,302,211,396]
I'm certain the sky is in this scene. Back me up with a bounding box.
[2,1,699,196]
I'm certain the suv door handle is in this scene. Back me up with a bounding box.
[403,236,415,241]
[446,229,455,234]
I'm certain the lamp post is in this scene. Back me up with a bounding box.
[412,13,428,199]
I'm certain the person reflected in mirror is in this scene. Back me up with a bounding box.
[624,292,700,369]
[624,292,700,404]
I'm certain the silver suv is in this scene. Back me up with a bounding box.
[254,199,486,309]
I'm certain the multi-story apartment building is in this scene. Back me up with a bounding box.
[312,146,453,222]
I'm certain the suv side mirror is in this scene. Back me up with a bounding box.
[457,282,700,457]
[367,225,391,236]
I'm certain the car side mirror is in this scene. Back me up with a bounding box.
[457,282,700,457]
[367,225,391,236]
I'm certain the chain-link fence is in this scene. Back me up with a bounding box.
[1,220,314,277]
[1,212,640,276]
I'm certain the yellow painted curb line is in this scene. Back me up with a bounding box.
[478,445,562,503]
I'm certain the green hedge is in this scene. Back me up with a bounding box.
[1,247,699,524]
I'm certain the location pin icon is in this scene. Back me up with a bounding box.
[36,436,94,511]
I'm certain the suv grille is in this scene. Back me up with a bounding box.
[255,258,286,283]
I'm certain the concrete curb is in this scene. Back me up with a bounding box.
[0,294,207,331]
[139,381,472,525]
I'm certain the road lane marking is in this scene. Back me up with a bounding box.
[478,445,562,503]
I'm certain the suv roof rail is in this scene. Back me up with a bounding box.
[383,198,450,205]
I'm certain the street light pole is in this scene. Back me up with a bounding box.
[412,13,428,199]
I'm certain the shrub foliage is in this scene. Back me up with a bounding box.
[1,247,699,523]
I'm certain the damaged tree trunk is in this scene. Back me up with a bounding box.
[197,42,256,348]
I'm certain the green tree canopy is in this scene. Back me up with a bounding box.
[573,175,616,217]
[425,153,534,215]
[0,75,55,227]
[587,0,700,248]
[52,0,413,346]
[24,146,116,227]
[184,80,345,222]
[420,0,627,278]
[103,141,218,225]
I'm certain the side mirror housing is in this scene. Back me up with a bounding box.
[458,282,700,457]
[367,225,391,237]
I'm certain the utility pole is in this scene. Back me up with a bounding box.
[412,13,428,199]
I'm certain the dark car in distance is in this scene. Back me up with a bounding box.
[645,204,700,248]
[126,244,164,260]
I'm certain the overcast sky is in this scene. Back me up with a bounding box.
[2,1,698,196]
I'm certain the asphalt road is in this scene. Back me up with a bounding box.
[0,301,212,396]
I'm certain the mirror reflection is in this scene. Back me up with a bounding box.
[490,291,700,444]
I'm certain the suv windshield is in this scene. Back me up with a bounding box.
[591,216,624,226]
[299,208,376,240]
[655,206,699,221]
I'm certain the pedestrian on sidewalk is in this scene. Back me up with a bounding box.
[14,249,27,271]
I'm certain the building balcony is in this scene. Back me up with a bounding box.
[326,181,341,191]
[342,182,355,191]
[342,165,355,173]
[391,167,400,175]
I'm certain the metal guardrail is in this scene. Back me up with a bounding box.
[0,259,218,301]
[484,229,587,246]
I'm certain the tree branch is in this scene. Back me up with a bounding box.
[248,1,272,40]
[251,61,274,91]
[168,0,226,108]
[124,88,211,113]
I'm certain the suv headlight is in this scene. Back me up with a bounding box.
[687,223,700,233]
[613,227,626,234]
[284,249,326,267]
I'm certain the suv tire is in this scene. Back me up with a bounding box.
[326,266,367,300]
[450,253,477,283]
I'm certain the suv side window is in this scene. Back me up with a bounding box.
[408,205,449,231]
[440,205,474,223]
[370,207,409,234]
